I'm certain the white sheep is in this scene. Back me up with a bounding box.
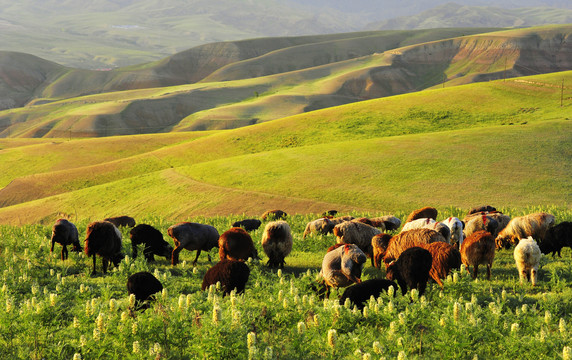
[441,217,464,247]
[400,218,436,232]
[513,236,542,286]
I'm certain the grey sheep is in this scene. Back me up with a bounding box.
[168,222,220,266]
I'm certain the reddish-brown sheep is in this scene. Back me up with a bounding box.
[201,259,250,295]
[85,221,124,275]
[460,230,496,280]
[371,233,392,269]
[404,206,438,224]
[419,242,462,288]
[219,227,258,262]
[379,228,446,268]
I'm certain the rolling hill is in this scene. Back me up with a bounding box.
[1,25,571,138]
[0,70,570,224]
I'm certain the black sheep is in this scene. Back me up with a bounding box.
[386,247,432,296]
[85,221,124,275]
[539,221,572,257]
[232,219,262,232]
[201,259,250,295]
[104,216,136,228]
[127,271,163,311]
[339,279,398,310]
[50,219,82,260]
[129,224,173,262]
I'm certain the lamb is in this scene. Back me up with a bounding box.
[495,212,555,250]
[513,237,542,286]
[201,259,250,295]
[463,215,498,240]
[419,242,462,288]
[320,244,367,296]
[539,221,572,257]
[85,221,124,275]
[168,222,220,266]
[460,230,495,280]
[261,209,287,221]
[231,219,262,232]
[218,227,258,262]
[334,221,382,266]
[377,228,446,268]
[104,216,136,228]
[261,220,293,268]
[404,206,438,224]
[50,219,82,260]
[441,217,464,247]
[129,224,173,262]
[303,218,335,238]
[386,247,433,296]
[127,271,163,311]
[338,279,398,310]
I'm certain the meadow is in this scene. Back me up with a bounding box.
[1,207,571,359]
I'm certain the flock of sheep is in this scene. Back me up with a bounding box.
[49,207,571,310]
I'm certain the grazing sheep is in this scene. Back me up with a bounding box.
[380,228,446,268]
[322,210,338,217]
[127,271,163,311]
[334,221,382,265]
[261,209,287,221]
[371,233,393,269]
[386,247,433,296]
[339,279,398,310]
[463,212,510,236]
[353,217,375,226]
[464,215,499,240]
[219,227,257,262]
[303,218,335,238]
[468,205,497,215]
[129,224,173,262]
[405,206,438,224]
[201,259,250,295]
[419,242,462,288]
[401,218,436,232]
[232,219,262,232]
[441,217,464,247]
[371,216,401,231]
[330,216,355,226]
[261,220,293,268]
[50,219,82,260]
[460,230,495,280]
[539,221,572,257]
[320,244,367,296]
[402,218,450,243]
[85,221,124,275]
[168,222,220,266]
[104,216,136,228]
[496,212,555,250]
[513,237,542,286]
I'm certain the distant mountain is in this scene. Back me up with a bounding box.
[366,3,572,30]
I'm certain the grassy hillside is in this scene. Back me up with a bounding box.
[0,70,570,224]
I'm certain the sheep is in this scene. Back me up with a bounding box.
[401,218,436,232]
[338,279,398,310]
[104,216,136,228]
[539,221,572,257]
[401,218,450,243]
[201,259,250,295]
[219,227,258,262]
[129,224,173,262]
[50,219,82,260]
[378,228,446,268]
[463,212,510,236]
[261,209,287,221]
[513,237,542,286]
[419,242,462,288]
[334,221,382,266]
[330,216,355,225]
[371,233,392,269]
[127,271,163,311]
[463,215,499,240]
[168,222,220,266]
[85,221,124,275]
[404,206,438,224]
[261,220,293,268]
[371,215,401,231]
[322,210,338,217]
[320,244,367,297]
[231,219,262,232]
[386,247,433,296]
[495,212,555,250]
[353,217,375,226]
[468,205,497,215]
[441,217,464,247]
[303,218,335,238]
[460,230,495,280]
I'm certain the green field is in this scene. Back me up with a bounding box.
[0,208,571,359]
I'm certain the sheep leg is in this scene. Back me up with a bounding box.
[486,264,491,280]
[192,249,202,266]
[102,258,109,274]
[472,265,479,279]
[51,239,55,253]
[131,244,138,259]
[171,246,184,266]
[61,245,68,260]
[91,254,97,275]
[417,280,427,296]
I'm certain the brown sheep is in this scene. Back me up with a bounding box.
[201,259,250,295]
[219,227,257,262]
[261,220,293,268]
[404,206,438,224]
[334,221,382,266]
[460,230,495,280]
[419,242,462,288]
[467,205,497,215]
[496,212,555,250]
[380,228,446,268]
[85,221,124,275]
[371,233,392,269]
[370,216,401,231]
[104,216,136,228]
[261,210,287,221]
